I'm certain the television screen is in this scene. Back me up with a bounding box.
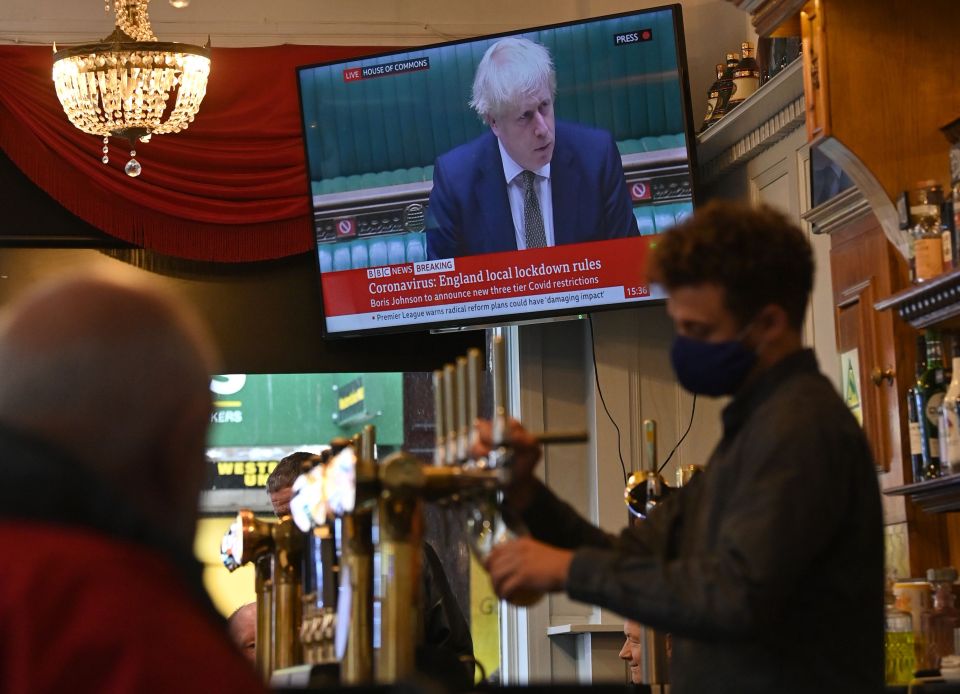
[297,4,696,337]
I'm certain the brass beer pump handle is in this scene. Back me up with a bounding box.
[491,333,509,450]
[643,419,657,472]
[344,430,376,684]
[535,430,589,445]
[377,452,425,683]
[456,356,469,463]
[361,424,376,467]
[432,369,445,467]
[466,348,482,446]
[443,363,458,466]
[272,518,304,672]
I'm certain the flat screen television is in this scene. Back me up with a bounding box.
[297,4,697,337]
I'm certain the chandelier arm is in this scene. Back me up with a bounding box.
[53,41,210,62]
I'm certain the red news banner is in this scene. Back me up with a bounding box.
[321,236,664,333]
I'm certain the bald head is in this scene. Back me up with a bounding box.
[228,602,258,666]
[0,268,218,546]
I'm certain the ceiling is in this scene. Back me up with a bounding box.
[1,0,683,47]
[0,0,752,152]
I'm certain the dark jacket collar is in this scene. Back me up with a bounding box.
[721,348,820,439]
[0,422,221,621]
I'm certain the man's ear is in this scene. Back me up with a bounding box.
[487,115,501,138]
[752,304,800,362]
[755,304,789,339]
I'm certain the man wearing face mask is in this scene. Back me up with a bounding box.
[478,201,884,693]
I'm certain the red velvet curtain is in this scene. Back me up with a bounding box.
[0,44,384,262]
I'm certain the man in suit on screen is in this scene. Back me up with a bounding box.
[425,37,639,260]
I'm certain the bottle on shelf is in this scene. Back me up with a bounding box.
[920,567,960,669]
[942,198,956,272]
[899,190,918,283]
[886,589,916,685]
[910,181,946,283]
[941,337,960,475]
[907,384,925,483]
[917,329,947,480]
[699,63,725,132]
[953,173,960,263]
[716,52,740,116]
[727,41,760,111]
[907,335,928,484]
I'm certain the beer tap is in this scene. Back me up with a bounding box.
[456,355,470,465]
[443,362,458,466]
[293,452,339,670]
[432,369,445,468]
[624,420,702,519]
[220,509,297,681]
[466,348,482,453]
[625,420,669,520]
[340,428,375,684]
[376,451,425,682]
[272,515,304,672]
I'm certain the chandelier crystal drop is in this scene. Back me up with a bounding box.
[52,0,211,175]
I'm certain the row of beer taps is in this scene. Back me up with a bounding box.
[219,334,581,685]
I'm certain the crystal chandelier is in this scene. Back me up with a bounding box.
[52,0,211,177]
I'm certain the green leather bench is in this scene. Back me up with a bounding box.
[301,9,688,196]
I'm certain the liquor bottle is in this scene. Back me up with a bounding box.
[899,191,918,283]
[953,174,960,263]
[907,385,925,482]
[940,338,960,475]
[920,567,960,669]
[699,63,725,132]
[727,42,760,111]
[942,198,956,272]
[885,590,916,685]
[910,181,945,282]
[910,334,932,481]
[917,328,948,479]
[716,52,740,116]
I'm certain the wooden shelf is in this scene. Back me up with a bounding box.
[873,267,960,330]
[545,623,625,636]
[884,475,960,513]
[724,0,805,37]
[695,57,805,182]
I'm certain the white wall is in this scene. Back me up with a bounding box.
[509,303,728,683]
[747,127,840,392]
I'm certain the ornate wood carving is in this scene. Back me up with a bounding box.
[725,0,806,37]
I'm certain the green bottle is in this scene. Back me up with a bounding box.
[917,328,948,479]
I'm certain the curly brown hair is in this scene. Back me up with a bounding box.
[648,200,814,330]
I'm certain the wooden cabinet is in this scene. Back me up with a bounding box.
[873,267,960,573]
[820,202,908,475]
[728,0,960,584]
[830,211,953,575]
[877,269,960,514]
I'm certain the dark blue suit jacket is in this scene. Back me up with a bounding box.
[425,121,639,260]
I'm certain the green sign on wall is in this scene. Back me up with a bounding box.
[204,372,404,491]
[207,372,403,446]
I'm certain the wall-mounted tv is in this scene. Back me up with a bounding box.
[297,4,697,337]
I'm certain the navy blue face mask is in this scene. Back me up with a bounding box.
[670,333,757,397]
